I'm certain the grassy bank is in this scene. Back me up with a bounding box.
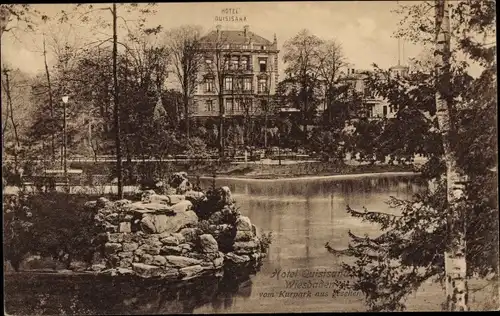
[68,160,415,182]
[196,162,416,180]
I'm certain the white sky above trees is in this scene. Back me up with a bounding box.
[1,1,484,81]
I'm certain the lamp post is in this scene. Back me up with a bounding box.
[62,95,69,190]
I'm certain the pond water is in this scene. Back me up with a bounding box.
[5,175,423,314]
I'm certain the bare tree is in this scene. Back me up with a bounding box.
[283,29,322,143]
[164,25,203,140]
[1,67,20,168]
[315,39,347,123]
[200,27,232,158]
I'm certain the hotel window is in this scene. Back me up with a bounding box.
[260,99,268,111]
[205,78,214,92]
[235,78,243,91]
[259,59,267,72]
[234,98,241,112]
[258,78,267,93]
[243,98,252,112]
[224,77,233,90]
[243,77,252,91]
[205,100,214,112]
[240,57,248,70]
[231,56,239,70]
[225,99,234,113]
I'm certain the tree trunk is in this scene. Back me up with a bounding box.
[43,34,56,161]
[0,6,10,40]
[112,3,123,199]
[434,0,468,311]
[3,68,20,170]
[218,94,224,158]
[183,83,190,139]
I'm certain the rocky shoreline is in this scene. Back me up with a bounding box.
[80,172,269,280]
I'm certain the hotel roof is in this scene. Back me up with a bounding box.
[200,29,273,45]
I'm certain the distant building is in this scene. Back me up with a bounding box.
[192,25,280,118]
[341,63,410,120]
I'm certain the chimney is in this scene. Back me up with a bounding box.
[273,33,277,44]
[216,25,221,40]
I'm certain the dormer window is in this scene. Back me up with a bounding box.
[261,45,266,50]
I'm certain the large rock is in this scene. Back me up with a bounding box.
[233,240,259,254]
[132,263,163,278]
[107,233,123,243]
[148,194,170,204]
[138,243,161,256]
[185,190,205,202]
[119,222,132,233]
[140,211,198,234]
[97,197,112,208]
[180,265,204,280]
[122,242,139,252]
[118,257,133,268]
[208,211,224,225]
[153,255,167,266]
[225,252,251,264]
[140,254,154,265]
[128,202,175,216]
[118,252,134,258]
[177,179,192,195]
[166,195,186,205]
[234,230,253,242]
[220,186,233,205]
[171,200,193,213]
[179,228,198,243]
[160,246,182,255]
[199,234,218,254]
[213,255,224,268]
[165,255,202,268]
[235,216,252,231]
[172,233,186,244]
[160,235,180,246]
[105,242,122,255]
[179,243,193,253]
[169,172,188,188]
[115,199,132,207]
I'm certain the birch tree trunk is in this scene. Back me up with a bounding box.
[434,0,469,311]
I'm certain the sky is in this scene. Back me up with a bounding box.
[0,1,434,80]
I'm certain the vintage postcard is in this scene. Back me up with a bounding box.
[2,1,498,314]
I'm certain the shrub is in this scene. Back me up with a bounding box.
[3,192,107,271]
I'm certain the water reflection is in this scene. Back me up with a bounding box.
[5,264,260,315]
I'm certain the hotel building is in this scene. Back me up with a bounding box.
[192,25,280,118]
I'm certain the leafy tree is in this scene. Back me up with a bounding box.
[335,0,497,311]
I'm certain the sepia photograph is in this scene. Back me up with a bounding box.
[2,1,498,313]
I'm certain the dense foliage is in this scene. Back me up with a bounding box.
[336,0,498,311]
[4,192,107,271]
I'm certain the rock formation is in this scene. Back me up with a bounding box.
[85,172,267,279]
